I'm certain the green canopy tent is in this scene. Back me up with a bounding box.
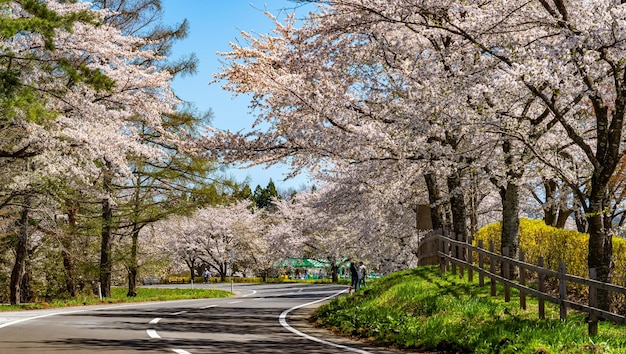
[274,258,328,268]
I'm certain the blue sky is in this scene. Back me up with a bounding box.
[161,1,314,191]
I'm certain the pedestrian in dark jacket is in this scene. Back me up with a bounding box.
[350,261,360,292]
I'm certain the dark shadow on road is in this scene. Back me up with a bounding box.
[31,300,407,353]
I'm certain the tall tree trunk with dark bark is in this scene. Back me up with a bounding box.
[61,200,79,297]
[500,181,520,279]
[100,166,113,298]
[331,263,339,283]
[447,170,467,243]
[587,182,614,311]
[424,173,446,231]
[127,225,140,297]
[10,195,31,305]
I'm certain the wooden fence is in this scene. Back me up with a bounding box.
[416,231,626,335]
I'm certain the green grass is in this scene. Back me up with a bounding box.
[312,266,626,353]
[0,287,231,311]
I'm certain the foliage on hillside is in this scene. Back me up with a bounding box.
[474,219,626,283]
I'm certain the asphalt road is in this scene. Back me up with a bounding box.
[0,283,406,354]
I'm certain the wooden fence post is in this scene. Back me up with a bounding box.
[559,262,567,321]
[459,233,465,279]
[503,247,510,303]
[537,257,545,319]
[442,233,449,273]
[451,233,457,276]
[478,240,484,286]
[519,251,526,310]
[589,268,598,336]
[490,241,496,297]
[467,235,473,282]
[439,234,445,273]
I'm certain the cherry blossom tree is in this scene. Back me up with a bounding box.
[286,0,626,310]
[207,2,504,268]
[150,213,204,281]
[194,201,262,280]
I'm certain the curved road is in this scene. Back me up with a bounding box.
[0,283,404,353]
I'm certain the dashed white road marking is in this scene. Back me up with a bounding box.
[171,349,191,354]
[279,289,374,354]
[200,304,217,309]
[228,300,243,304]
[149,318,161,324]
[170,311,187,316]
[146,329,161,339]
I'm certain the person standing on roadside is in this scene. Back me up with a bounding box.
[357,262,366,288]
[349,261,359,292]
[203,268,210,283]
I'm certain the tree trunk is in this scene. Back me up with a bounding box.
[587,195,614,311]
[497,137,521,280]
[127,226,139,297]
[219,261,228,282]
[542,179,558,227]
[10,195,31,305]
[331,263,339,283]
[61,247,76,297]
[500,181,520,279]
[185,260,195,283]
[20,267,33,303]
[555,209,571,229]
[100,167,113,298]
[468,171,481,236]
[446,170,467,243]
[62,201,78,297]
[424,173,446,231]
[575,208,588,233]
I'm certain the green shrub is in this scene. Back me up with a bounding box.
[473,218,626,283]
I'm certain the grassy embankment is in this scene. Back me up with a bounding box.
[0,287,231,311]
[312,266,626,353]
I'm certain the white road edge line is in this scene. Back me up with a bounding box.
[0,299,213,329]
[279,289,374,354]
[0,308,98,329]
[242,290,257,297]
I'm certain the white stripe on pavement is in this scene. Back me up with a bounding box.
[146,329,160,339]
[279,289,374,354]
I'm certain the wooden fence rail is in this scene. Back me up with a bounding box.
[416,232,626,336]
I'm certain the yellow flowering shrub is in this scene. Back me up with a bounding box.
[473,218,626,283]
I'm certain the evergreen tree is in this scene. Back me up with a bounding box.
[253,179,280,209]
